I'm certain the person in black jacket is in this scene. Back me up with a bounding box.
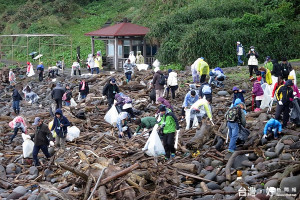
[272,59,282,77]
[31,117,54,166]
[79,79,89,99]
[51,109,70,150]
[51,82,65,109]
[275,80,294,128]
[12,86,23,114]
[102,77,119,109]
[280,57,293,81]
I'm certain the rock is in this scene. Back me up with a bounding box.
[248,153,258,161]
[280,175,300,194]
[199,169,210,176]
[233,155,249,169]
[281,135,299,141]
[290,141,300,149]
[6,186,27,199]
[213,194,224,199]
[254,157,264,164]
[211,160,223,168]
[256,162,266,171]
[44,169,53,177]
[282,139,294,145]
[28,194,38,200]
[36,192,50,200]
[258,113,268,122]
[244,175,256,184]
[217,91,229,96]
[203,158,211,167]
[279,153,292,160]
[1,192,10,198]
[264,151,278,159]
[241,160,253,167]
[6,163,16,174]
[204,171,216,181]
[216,176,226,184]
[206,182,221,190]
[29,166,38,175]
[264,179,279,189]
[275,142,284,155]
[205,166,214,171]
[0,165,7,179]
[266,162,281,172]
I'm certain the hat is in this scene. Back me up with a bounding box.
[232,86,239,91]
[282,57,287,61]
[168,69,172,73]
[159,105,166,112]
[200,57,204,60]
[288,75,294,80]
[250,77,256,81]
[250,46,255,49]
[40,62,43,64]
[285,79,293,86]
[266,56,271,61]
[32,117,41,125]
[27,61,30,65]
[237,41,240,44]
[111,77,116,83]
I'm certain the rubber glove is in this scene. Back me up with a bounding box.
[278,101,283,105]
[49,141,54,146]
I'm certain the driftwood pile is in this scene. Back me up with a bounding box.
[0,65,299,200]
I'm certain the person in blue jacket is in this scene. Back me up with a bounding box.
[232,87,246,104]
[263,118,282,139]
[37,62,44,82]
[51,109,70,150]
[181,90,199,120]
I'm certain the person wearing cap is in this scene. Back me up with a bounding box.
[246,46,259,78]
[280,57,292,81]
[63,84,72,106]
[288,75,300,98]
[181,90,199,126]
[9,116,27,143]
[136,51,144,64]
[12,85,23,115]
[51,82,65,109]
[225,102,246,153]
[134,117,157,134]
[123,59,135,83]
[166,69,178,99]
[232,87,246,104]
[263,118,282,140]
[31,117,54,166]
[36,62,44,81]
[103,77,120,109]
[236,42,244,66]
[116,112,132,138]
[264,56,273,71]
[79,79,89,99]
[208,67,225,86]
[94,51,102,74]
[197,57,210,84]
[191,58,202,83]
[251,76,264,112]
[158,105,179,159]
[51,109,70,150]
[275,79,294,128]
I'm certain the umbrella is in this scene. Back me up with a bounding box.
[33,54,43,60]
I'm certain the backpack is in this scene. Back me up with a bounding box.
[158,74,166,85]
[225,107,240,122]
[202,85,212,95]
[62,92,67,101]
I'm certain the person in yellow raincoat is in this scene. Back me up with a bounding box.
[94,51,103,73]
[197,57,210,83]
[190,98,214,125]
[135,51,144,64]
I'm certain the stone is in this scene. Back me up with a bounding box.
[204,171,216,181]
[248,153,258,161]
[44,169,53,177]
[29,166,38,175]
[244,175,256,184]
[258,113,268,122]
[275,142,284,155]
[0,165,7,179]
[213,194,224,199]
[241,160,253,167]
[199,169,210,176]
[1,192,10,198]
[6,186,27,199]
[281,135,299,141]
[290,141,300,149]
[279,153,292,160]
[233,155,249,169]
[266,162,281,172]
[217,91,229,96]
[205,166,214,171]
[264,179,279,189]
[254,157,264,164]
[6,163,16,174]
[203,158,211,167]
[255,162,266,171]
[264,151,278,159]
[216,175,226,184]
[28,194,38,200]
[206,182,221,190]
[211,160,223,168]
[280,175,300,194]
[282,139,294,145]
[241,82,249,90]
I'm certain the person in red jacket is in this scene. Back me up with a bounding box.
[272,77,285,98]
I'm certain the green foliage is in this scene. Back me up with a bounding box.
[160,63,184,71]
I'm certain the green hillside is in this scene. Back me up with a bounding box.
[0,0,299,67]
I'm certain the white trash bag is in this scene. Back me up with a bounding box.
[142,124,165,157]
[104,105,118,127]
[185,109,199,130]
[66,126,80,142]
[260,84,272,109]
[22,133,34,158]
[136,64,149,71]
[174,130,180,149]
[70,98,77,107]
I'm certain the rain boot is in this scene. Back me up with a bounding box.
[14,109,17,115]
[17,110,20,115]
